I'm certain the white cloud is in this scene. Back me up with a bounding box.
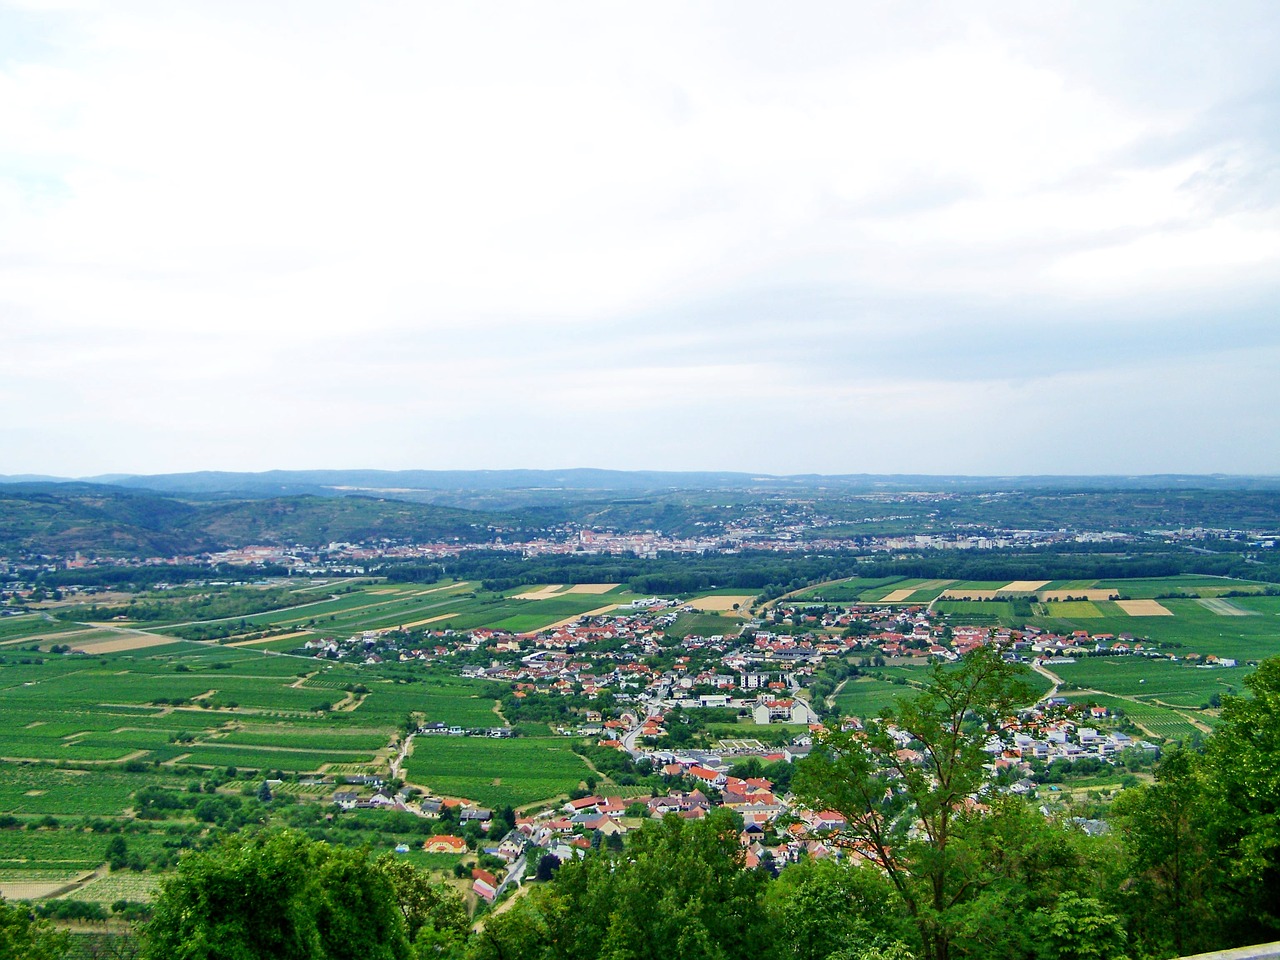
[1,1,1278,474]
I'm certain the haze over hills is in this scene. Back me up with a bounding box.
[5,468,1280,500]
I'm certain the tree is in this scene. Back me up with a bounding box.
[373,853,469,951]
[0,896,70,960]
[139,829,411,960]
[476,810,768,960]
[1198,656,1280,946]
[1111,747,1213,955]
[764,857,916,960]
[793,645,1034,960]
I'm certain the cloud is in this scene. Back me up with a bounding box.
[1,1,1278,474]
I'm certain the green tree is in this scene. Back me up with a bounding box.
[1199,656,1280,945]
[764,857,916,960]
[793,645,1034,960]
[139,829,411,960]
[0,896,70,960]
[475,809,768,960]
[374,853,469,952]
[1111,747,1213,955]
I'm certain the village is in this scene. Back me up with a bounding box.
[308,598,1187,904]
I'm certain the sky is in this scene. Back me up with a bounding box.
[2,1,1279,478]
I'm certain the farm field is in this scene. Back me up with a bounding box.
[788,577,908,602]
[831,678,912,718]
[402,735,593,809]
[1056,692,1205,742]
[1047,656,1246,708]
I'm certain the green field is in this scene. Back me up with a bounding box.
[1057,692,1205,742]
[1049,656,1245,708]
[666,611,741,639]
[790,578,907,602]
[402,736,593,809]
[831,678,912,718]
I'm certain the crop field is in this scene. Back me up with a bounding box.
[0,615,81,644]
[402,736,593,809]
[789,577,907,602]
[170,746,376,772]
[1027,597,1280,660]
[1057,692,1205,742]
[0,767,178,817]
[1039,601,1103,618]
[0,827,167,873]
[71,871,164,904]
[666,611,741,639]
[831,678,912,718]
[1090,575,1271,599]
[1048,656,1246,708]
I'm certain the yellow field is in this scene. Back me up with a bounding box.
[684,595,756,612]
[1115,600,1173,616]
[513,585,566,600]
[564,583,619,594]
[0,881,71,899]
[999,580,1050,592]
[1040,590,1117,601]
[67,632,180,654]
[881,589,918,602]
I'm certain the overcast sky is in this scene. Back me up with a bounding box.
[2,1,1279,478]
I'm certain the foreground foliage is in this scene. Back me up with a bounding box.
[138,830,467,960]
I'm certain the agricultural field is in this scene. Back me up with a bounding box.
[1056,692,1206,742]
[788,577,908,603]
[1047,656,1245,708]
[830,678,912,718]
[402,735,593,809]
[665,611,743,639]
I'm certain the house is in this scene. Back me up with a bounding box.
[424,835,468,855]
[472,868,498,902]
[752,696,817,725]
[332,791,358,810]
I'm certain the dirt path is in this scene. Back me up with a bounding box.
[1030,661,1062,702]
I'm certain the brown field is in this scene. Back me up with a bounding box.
[684,595,756,612]
[68,632,180,654]
[564,583,619,594]
[1040,590,1118,601]
[881,589,918,603]
[0,881,72,899]
[1115,600,1174,616]
[999,580,1051,593]
[513,585,566,600]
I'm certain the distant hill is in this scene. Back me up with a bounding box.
[0,483,502,558]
